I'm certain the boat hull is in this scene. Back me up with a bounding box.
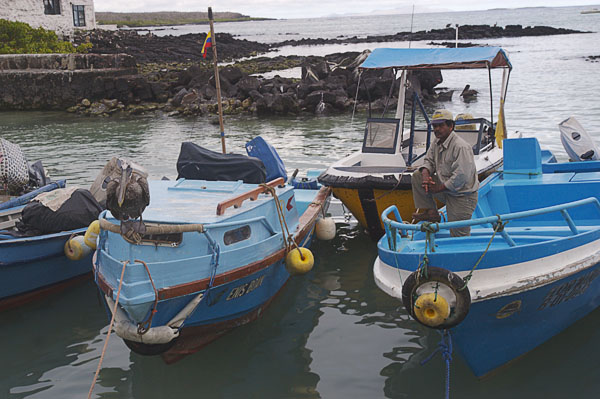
[0,231,91,310]
[95,183,330,362]
[453,261,600,377]
[123,246,295,363]
[374,237,600,377]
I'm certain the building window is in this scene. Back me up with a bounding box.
[72,5,86,27]
[43,0,61,15]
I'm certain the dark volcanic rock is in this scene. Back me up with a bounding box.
[74,30,270,64]
[270,24,587,48]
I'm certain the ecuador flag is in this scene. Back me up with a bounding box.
[201,32,212,58]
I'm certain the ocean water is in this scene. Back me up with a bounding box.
[1,6,600,398]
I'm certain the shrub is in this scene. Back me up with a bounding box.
[0,19,91,54]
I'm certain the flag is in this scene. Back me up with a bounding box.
[495,99,507,149]
[201,32,212,58]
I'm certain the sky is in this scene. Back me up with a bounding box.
[93,1,600,19]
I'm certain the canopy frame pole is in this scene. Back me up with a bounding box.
[394,69,407,143]
[208,7,226,154]
[381,68,397,118]
[351,70,363,123]
[487,63,494,130]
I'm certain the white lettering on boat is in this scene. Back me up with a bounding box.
[226,275,265,301]
[538,269,600,310]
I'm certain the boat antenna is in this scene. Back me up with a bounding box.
[408,5,415,49]
[208,7,227,154]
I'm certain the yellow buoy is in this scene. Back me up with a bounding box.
[285,247,314,275]
[315,217,336,241]
[64,235,92,261]
[84,220,100,250]
[413,292,451,327]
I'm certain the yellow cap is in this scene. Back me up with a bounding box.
[431,109,453,123]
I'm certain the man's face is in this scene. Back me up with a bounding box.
[432,121,453,142]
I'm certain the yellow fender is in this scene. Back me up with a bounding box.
[285,247,314,275]
[64,235,92,261]
[413,292,450,327]
[84,220,100,249]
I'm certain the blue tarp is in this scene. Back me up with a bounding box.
[359,47,512,70]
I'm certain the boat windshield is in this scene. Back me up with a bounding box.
[362,118,400,154]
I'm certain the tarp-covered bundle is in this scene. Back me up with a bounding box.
[0,138,29,195]
[176,142,266,184]
[16,188,103,235]
[245,136,287,182]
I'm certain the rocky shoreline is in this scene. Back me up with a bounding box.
[0,24,590,116]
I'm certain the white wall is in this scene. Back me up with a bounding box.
[0,0,96,37]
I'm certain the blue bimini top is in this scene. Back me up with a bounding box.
[359,47,512,70]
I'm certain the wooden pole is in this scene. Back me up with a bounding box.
[208,7,226,154]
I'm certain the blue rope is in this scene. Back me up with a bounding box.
[421,329,453,399]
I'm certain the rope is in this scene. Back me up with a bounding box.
[65,232,78,253]
[364,178,403,202]
[459,215,508,290]
[421,329,453,399]
[260,184,303,259]
[99,218,204,235]
[87,260,127,399]
[174,231,220,333]
[135,259,159,335]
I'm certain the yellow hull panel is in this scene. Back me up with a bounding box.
[332,187,416,239]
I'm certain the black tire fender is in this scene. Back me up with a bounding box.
[401,266,471,329]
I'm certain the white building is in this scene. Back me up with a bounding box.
[0,0,96,37]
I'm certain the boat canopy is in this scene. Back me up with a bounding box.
[359,47,512,70]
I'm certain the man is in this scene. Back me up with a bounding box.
[411,109,479,237]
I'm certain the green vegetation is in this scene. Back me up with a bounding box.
[0,19,91,54]
[96,11,271,27]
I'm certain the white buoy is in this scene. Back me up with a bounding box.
[315,217,336,240]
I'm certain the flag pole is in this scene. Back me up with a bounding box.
[208,7,226,154]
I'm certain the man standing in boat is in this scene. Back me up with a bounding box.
[411,109,479,236]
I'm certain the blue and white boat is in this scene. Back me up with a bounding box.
[0,180,93,310]
[93,145,331,363]
[374,137,600,377]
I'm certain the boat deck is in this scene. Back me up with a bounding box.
[124,179,293,225]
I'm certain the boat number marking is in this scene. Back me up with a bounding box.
[226,275,265,301]
[538,269,600,310]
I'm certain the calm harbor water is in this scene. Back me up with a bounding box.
[2,5,600,398]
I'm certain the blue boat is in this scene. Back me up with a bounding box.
[0,181,93,310]
[93,155,331,363]
[374,137,600,377]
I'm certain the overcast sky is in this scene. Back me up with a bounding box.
[93,1,600,19]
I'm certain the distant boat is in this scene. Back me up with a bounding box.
[581,8,600,14]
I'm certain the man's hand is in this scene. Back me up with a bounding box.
[421,168,445,193]
[421,169,433,193]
